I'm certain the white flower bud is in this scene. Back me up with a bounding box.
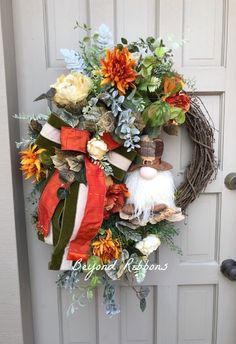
[135,234,161,256]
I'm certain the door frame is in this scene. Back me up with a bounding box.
[2,1,236,344]
[0,1,34,343]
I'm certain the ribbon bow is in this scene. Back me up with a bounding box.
[38,126,121,264]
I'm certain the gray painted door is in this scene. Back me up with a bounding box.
[12,0,236,343]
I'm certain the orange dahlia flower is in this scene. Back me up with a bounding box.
[100,47,137,95]
[92,229,121,264]
[20,144,45,182]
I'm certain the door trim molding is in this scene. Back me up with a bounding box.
[0,1,34,343]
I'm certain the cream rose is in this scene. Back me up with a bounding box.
[87,138,108,160]
[50,72,92,107]
[135,234,161,256]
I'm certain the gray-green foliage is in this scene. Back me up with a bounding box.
[56,269,80,291]
[14,112,49,148]
[56,108,80,127]
[103,280,120,316]
[115,221,142,242]
[100,90,141,151]
[13,112,50,122]
[76,24,113,74]
[135,286,150,312]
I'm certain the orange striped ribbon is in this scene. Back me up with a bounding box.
[67,157,106,261]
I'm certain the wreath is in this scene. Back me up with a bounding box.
[176,97,217,210]
[15,24,217,315]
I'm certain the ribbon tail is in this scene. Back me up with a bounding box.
[38,170,66,237]
[67,157,106,261]
[49,182,80,270]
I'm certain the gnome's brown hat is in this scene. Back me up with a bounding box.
[129,136,172,172]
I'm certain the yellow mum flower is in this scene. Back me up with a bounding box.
[20,144,45,182]
[92,229,121,264]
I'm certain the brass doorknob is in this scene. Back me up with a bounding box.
[224,173,236,190]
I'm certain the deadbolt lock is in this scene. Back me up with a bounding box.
[224,173,236,190]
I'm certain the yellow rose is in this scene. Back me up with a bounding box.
[50,72,92,107]
[87,138,108,160]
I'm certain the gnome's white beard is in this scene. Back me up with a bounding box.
[125,169,176,223]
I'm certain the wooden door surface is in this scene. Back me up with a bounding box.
[12,0,236,343]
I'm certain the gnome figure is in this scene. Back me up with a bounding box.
[120,136,184,226]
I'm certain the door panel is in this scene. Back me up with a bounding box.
[12,0,236,343]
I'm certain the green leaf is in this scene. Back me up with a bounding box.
[116,43,123,50]
[146,36,155,44]
[129,45,139,53]
[87,256,102,268]
[90,275,102,288]
[177,110,186,124]
[29,119,42,134]
[138,286,150,299]
[138,76,160,93]
[169,107,186,124]
[87,289,94,301]
[154,46,165,59]
[134,265,146,283]
[142,100,171,127]
[83,256,102,273]
[83,36,90,43]
[140,298,146,312]
[138,79,149,91]
[92,33,99,40]
[143,220,182,254]
[34,88,56,102]
[169,106,182,119]
[142,55,156,67]
[104,262,119,281]
[116,221,142,242]
[147,76,160,92]
[98,228,107,236]
[127,87,136,100]
[139,66,152,78]
[121,249,129,261]
[39,151,52,166]
[121,37,128,44]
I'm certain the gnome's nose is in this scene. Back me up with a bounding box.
[139,166,158,180]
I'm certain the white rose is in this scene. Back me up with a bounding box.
[135,234,161,256]
[87,138,108,160]
[50,72,92,107]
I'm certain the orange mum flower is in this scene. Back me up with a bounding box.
[92,229,121,264]
[100,47,137,95]
[20,144,45,182]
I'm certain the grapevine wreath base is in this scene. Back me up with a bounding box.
[176,96,217,210]
[16,24,217,315]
